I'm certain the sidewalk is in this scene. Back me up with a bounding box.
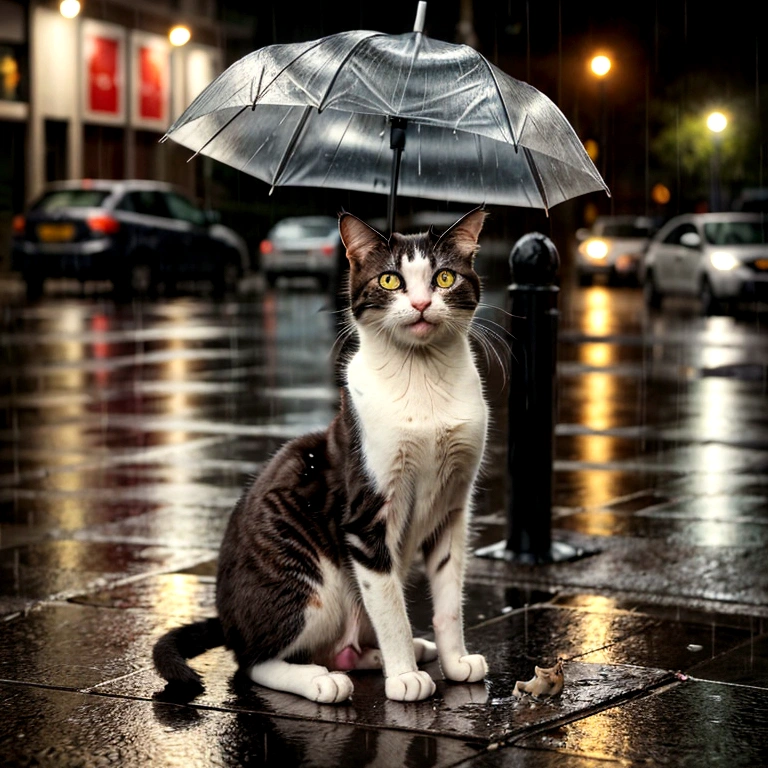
[1,285,767,766]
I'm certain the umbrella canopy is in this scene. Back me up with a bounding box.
[164,4,608,230]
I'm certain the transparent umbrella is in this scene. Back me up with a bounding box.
[163,2,609,232]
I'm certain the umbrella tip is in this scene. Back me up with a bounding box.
[414,1,426,33]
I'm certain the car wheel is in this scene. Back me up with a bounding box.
[643,270,662,309]
[24,274,44,301]
[212,258,241,297]
[700,277,725,316]
[131,263,154,295]
[114,263,154,300]
[265,272,279,288]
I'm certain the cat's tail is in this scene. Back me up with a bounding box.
[153,617,224,695]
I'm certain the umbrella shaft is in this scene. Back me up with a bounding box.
[388,118,407,234]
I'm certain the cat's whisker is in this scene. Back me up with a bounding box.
[476,302,524,322]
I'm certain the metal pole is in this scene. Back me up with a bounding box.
[476,232,591,564]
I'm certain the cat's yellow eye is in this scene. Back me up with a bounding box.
[379,272,402,290]
[435,269,456,288]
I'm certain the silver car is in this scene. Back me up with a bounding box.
[259,216,341,289]
[642,212,768,315]
[574,215,656,285]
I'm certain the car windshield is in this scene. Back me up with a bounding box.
[272,219,336,239]
[703,220,768,245]
[601,223,653,238]
[31,190,110,211]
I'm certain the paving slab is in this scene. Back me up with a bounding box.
[0,682,484,768]
[92,604,671,745]
[690,633,768,688]
[0,542,214,611]
[472,533,768,614]
[515,679,768,768]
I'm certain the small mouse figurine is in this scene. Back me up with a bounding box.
[513,659,564,700]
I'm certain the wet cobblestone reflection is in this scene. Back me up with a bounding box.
[1,281,767,765]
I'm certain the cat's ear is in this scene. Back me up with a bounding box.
[339,213,388,265]
[436,206,487,260]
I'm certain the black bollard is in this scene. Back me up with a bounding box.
[476,233,589,564]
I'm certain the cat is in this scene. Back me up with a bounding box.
[512,659,564,700]
[153,207,489,704]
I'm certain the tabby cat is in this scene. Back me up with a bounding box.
[153,208,489,703]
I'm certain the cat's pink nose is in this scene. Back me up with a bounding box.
[411,298,431,313]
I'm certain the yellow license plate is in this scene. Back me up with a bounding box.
[37,223,75,242]
[754,258,768,270]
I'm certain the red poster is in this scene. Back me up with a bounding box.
[88,36,119,114]
[139,45,165,121]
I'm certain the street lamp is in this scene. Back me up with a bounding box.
[707,111,728,211]
[590,54,612,178]
[590,55,611,78]
[169,25,191,47]
[59,0,81,18]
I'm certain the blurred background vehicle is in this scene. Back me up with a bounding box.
[642,212,768,315]
[259,216,341,289]
[574,215,657,285]
[11,179,250,300]
[731,188,768,213]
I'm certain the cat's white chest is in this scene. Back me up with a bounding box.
[347,345,487,494]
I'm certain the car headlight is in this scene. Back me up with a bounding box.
[579,238,609,260]
[710,251,739,271]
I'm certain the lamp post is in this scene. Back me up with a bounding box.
[590,54,611,179]
[706,111,727,212]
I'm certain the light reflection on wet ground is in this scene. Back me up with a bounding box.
[1,277,767,766]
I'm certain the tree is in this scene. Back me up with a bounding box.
[650,76,762,209]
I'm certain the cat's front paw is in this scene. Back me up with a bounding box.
[441,653,488,683]
[385,670,436,702]
[311,672,354,704]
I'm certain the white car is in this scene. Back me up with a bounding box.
[642,212,768,314]
[575,215,656,285]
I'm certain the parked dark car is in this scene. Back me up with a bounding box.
[11,179,249,299]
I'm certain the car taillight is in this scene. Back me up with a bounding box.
[87,214,120,234]
[11,214,25,236]
[321,243,336,256]
[260,240,273,255]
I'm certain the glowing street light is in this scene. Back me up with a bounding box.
[707,111,728,211]
[60,0,81,18]
[169,25,191,47]
[590,55,612,78]
[707,111,728,134]
[589,54,612,177]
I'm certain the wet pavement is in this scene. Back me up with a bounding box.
[1,271,767,766]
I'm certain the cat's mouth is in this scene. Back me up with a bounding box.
[407,319,435,337]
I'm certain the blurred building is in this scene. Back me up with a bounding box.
[0,0,250,268]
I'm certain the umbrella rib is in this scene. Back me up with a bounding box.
[476,55,518,147]
[258,31,380,108]
[181,105,251,159]
[316,35,382,112]
[522,146,550,213]
[269,105,314,190]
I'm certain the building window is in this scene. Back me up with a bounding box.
[0,44,23,101]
